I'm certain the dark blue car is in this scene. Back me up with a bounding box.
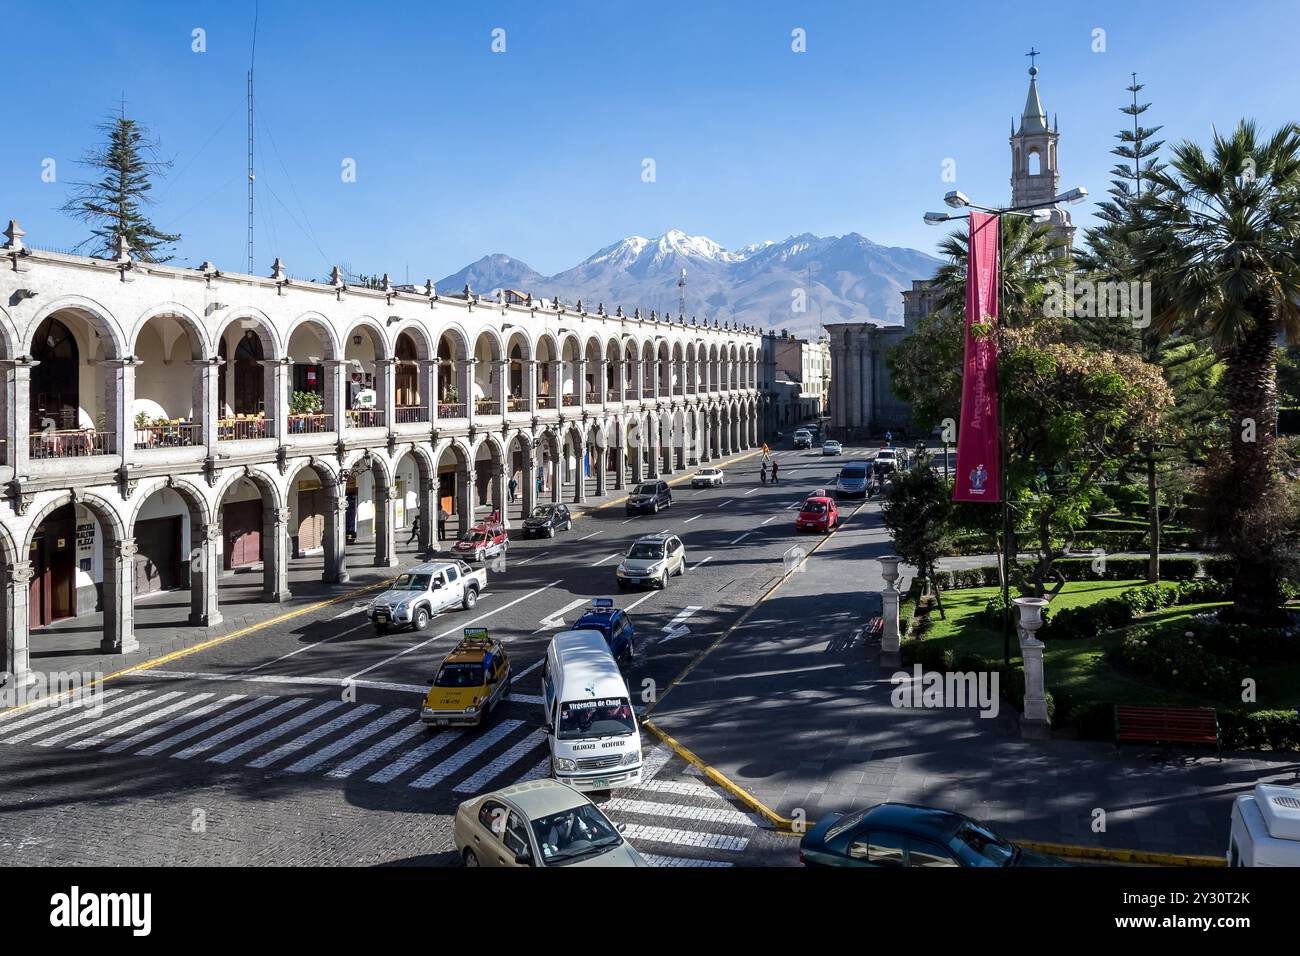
[573,599,636,667]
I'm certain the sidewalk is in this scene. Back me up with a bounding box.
[650,503,1300,857]
[18,448,762,686]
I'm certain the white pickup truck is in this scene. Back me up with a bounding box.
[368,560,487,634]
[1228,782,1300,866]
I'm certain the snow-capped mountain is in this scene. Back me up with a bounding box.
[435,229,941,337]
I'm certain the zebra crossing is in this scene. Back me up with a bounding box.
[0,688,766,866]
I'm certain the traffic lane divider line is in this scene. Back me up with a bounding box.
[0,579,393,718]
[578,449,763,513]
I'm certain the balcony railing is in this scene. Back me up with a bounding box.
[135,422,199,449]
[218,417,268,441]
[475,399,500,415]
[537,395,557,410]
[586,392,599,405]
[507,396,529,413]
[30,428,109,459]
[624,387,638,401]
[562,394,578,407]
[437,402,467,418]
[394,406,428,425]
[641,387,654,399]
[346,409,385,429]
[287,413,334,434]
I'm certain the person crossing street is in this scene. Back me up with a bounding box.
[771,459,779,484]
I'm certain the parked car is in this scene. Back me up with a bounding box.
[1229,783,1300,866]
[453,779,648,867]
[625,480,672,515]
[796,494,838,533]
[521,503,572,538]
[616,531,686,589]
[835,462,870,498]
[450,520,509,562]
[420,628,511,727]
[368,561,486,632]
[691,467,725,488]
[572,598,637,667]
[822,440,843,456]
[800,803,1067,867]
[872,448,899,477]
[793,429,813,449]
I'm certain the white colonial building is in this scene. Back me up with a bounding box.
[0,222,760,688]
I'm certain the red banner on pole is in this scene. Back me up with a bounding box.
[952,211,1001,503]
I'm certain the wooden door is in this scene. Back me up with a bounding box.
[223,500,263,570]
[134,517,181,595]
[297,489,326,552]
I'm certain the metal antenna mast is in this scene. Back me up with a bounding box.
[678,268,686,316]
[247,3,259,274]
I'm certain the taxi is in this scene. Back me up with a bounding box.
[421,628,512,727]
[796,491,838,533]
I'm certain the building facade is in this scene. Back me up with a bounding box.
[760,331,831,434]
[1010,62,1075,248]
[824,321,913,439]
[0,223,760,688]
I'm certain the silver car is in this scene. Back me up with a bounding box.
[822,440,843,456]
[453,779,648,867]
[691,467,725,488]
[616,531,687,589]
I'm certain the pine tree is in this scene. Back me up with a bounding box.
[61,108,181,262]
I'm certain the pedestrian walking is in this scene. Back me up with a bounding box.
[406,512,421,545]
[760,461,768,485]
[438,507,449,542]
[771,460,779,484]
[508,476,518,504]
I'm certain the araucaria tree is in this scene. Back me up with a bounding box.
[61,110,180,262]
[1136,120,1300,623]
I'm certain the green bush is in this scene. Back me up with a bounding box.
[1118,622,1246,698]
[1044,598,1133,641]
[1219,709,1300,750]
[1052,693,1116,741]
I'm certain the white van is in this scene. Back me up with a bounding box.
[542,629,643,792]
[1228,783,1300,866]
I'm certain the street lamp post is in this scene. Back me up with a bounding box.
[924,186,1087,666]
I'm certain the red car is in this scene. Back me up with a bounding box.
[450,520,509,562]
[796,494,838,533]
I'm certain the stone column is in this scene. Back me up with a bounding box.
[190,357,223,447]
[323,490,350,585]
[374,358,397,430]
[1,357,36,473]
[258,357,291,440]
[322,359,348,433]
[645,426,659,479]
[189,522,223,627]
[526,359,538,413]
[457,465,475,533]
[1015,597,1052,738]
[613,437,626,491]
[495,359,509,413]
[264,505,292,599]
[101,537,139,654]
[463,359,477,426]
[374,480,398,567]
[3,560,37,690]
[419,359,437,421]
[522,447,538,516]
[599,360,610,405]
[550,450,562,504]
[594,440,608,496]
[489,462,508,527]
[575,445,589,503]
[878,555,902,667]
[103,357,142,459]
[418,476,437,556]
[576,359,588,410]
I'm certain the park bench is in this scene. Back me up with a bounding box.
[1113,705,1220,756]
[864,616,884,636]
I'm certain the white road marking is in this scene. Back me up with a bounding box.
[36,692,186,748]
[761,515,779,525]
[245,621,373,672]
[366,728,463,784]
[715,499,733,508]
[639,743,674,782]
[513,658,545,681]
[744,488,759,496]
[683,514,701,524]
[578,531,601,541]
[208,700,345,765]
[346,581,561,682]
[506,693,545,705]
[785,501,803,510]
[0,688,128,737]
[136,696,278,757]
[514,552,547,565]
[516,756,552,783]
[688,556,713,571]
[592,553,620,566]
[452,728,547,792]
[641,853,733,868]
[68,693,217,751]
[535,598,589,631]
[105,694,248,754]
[606,798,757,828]
[247,703,380,769]
[658,606,702,644]
[128,670,425,695]
[2,690,148,745]
[620,824,748,852]
[409,719,523,790]
[638,778,721,799]
[283,707,413,774]
[621,516,639,525]
[328,603,372,621]
[171,698,310,761]
[327,722,427,779]
[729,532,753,545]
[622,591,660,613]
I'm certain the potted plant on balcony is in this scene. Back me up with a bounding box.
[289,390,323,433]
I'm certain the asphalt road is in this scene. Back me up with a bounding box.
[0,442,889,867]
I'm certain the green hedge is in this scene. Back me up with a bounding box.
[1050,694,1300,749]
[899,641,1054,721]
[936,555,1223,592]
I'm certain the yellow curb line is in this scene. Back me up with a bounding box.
[1,579,392,717]
[1016,840,1225,867]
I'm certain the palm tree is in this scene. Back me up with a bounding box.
[1136,120,1300,621]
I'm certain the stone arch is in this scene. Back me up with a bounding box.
[23,295,126,360]
[219,307,283,359]
[129,302,210,360]
[284,312,342,361]
[342,315,393,361]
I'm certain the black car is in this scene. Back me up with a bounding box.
[625,480,672,515]
[521,503,572,538]
[799,803,1067,868]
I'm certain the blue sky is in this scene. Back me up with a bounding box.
[8,0,1299,280]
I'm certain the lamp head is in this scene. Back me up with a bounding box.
[923,212,951,226]
[944,190,970,209]
[1059,186,1089,205]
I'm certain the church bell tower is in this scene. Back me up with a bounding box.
[1010,51,1075,248]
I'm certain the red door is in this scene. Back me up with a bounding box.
[223,500,263,570]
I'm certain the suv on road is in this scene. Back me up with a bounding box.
[521,503,572,538]
[369,561,486,633]
[572,598,637,667]
[793,429,813,449]
[625,480,672,515]
[451,520,509,562]
[836,462,870,498]
[616,531,686,589]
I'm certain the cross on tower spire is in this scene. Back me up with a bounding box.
[1025,47,1040,73]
